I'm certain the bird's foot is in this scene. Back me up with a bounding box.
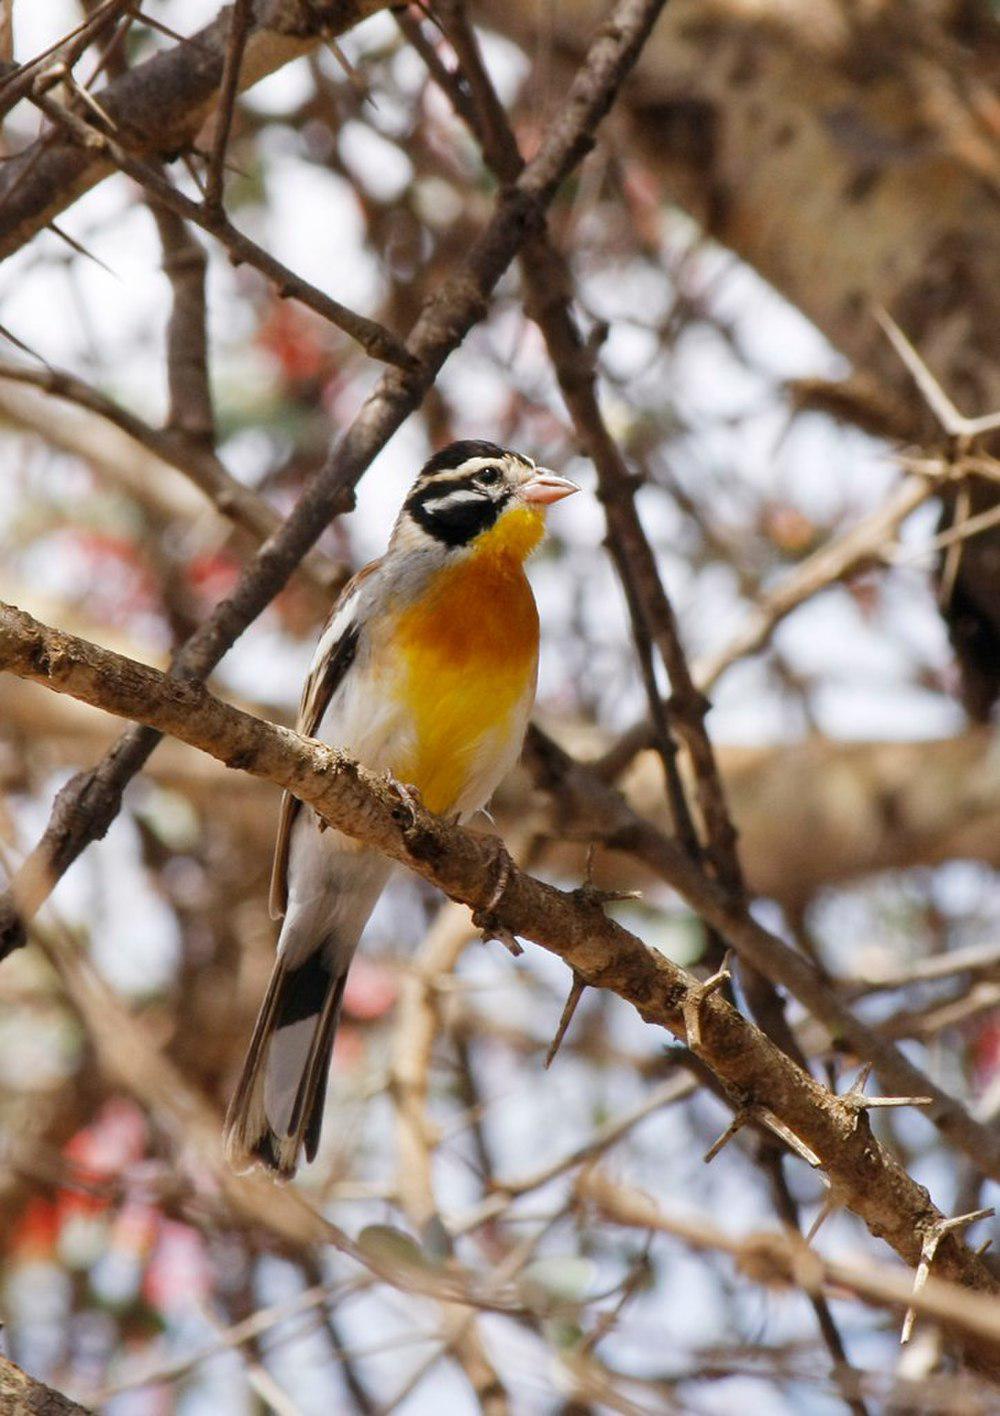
[472,840,523,957]
[384,772,422,828]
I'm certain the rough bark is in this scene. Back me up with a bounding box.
[3,599,1000,1389]
[7,675,999,901]
[0,1354,89,1415]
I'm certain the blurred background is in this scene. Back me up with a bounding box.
[0,1,998,1411]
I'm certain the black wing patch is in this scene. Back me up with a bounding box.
[269,562,374,923]
[301,623,360,740]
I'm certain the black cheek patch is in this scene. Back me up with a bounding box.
[410,488,509,546]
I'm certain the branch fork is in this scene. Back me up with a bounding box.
[701,1098,822,1171]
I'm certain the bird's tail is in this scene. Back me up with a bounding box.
[223,943,347,1179]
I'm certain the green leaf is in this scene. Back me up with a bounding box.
[357,1224,432,1273]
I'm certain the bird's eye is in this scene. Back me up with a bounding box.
[476,466,502,488]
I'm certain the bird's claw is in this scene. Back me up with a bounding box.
[473,841,522,955]
[384,772,421,828]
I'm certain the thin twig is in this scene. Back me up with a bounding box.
[0,0,130,123]
[0,358,340,595]
[204,0,252,213]
[31,82,416,371]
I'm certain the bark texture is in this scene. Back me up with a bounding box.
[7,675,999,902]
[0,1354,89,1415]
[3,598,1000,1389]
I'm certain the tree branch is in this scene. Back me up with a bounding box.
[0,1353,88,1415]
[0,359,343,597]
[30,85,415,371]
[579,1171,1000,1357]
[0,0,389,260]
[149,194,215,443]
[520,725,1000,1183]
[0,0,673,967]
[2,598,998,1385]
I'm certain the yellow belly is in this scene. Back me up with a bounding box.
[393,515,542,814]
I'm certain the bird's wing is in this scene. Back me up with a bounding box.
[269,559,382,921]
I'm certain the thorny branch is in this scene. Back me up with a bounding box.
[417,0,807,1074]
[520,726,1000,1180]
[1,600,998,1383]
[3,4,999,1407]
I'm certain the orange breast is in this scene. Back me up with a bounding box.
[393,509,542,813]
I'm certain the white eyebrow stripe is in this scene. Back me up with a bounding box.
[424,487,491,510]
[450,457,502,476]
[424,455,521,481]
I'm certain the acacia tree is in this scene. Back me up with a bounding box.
[0,2,998,1412]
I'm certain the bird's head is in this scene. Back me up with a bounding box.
[394,440,578,562]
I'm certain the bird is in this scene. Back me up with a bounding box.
[224,440,579,1177]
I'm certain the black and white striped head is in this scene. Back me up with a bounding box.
[395,440,578,551]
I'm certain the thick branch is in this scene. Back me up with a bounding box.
[519,727,1000,1181]
[2,598,999,1384]
[0,0,388,260]
[0,1354,87,1415]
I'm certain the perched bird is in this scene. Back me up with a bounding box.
[224,441,578,1177]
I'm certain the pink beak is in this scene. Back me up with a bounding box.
[521,469,580,506]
